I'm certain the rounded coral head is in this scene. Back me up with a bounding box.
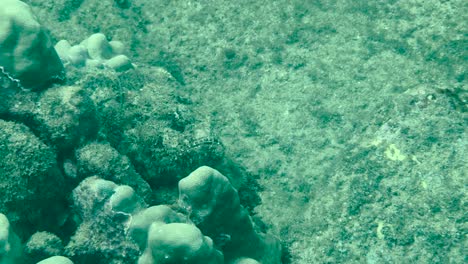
[0,0,65,91]
[140,222,223,264]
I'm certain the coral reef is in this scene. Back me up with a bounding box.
[0,2,275,263]
[7,0,464,263]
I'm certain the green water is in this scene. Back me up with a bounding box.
[1,0,466,263]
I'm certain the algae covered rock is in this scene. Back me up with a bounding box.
[79,67,224,187]
[23,231,64,263]
[65,177,143,263]
[75,142,152,203]
[33,85,98,152]
[0,120,67,236]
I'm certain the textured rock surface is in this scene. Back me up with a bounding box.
[0,120,67,237]
[23,232,64,263]
[33,85,98,152]
[66,177,143,264]
[75,142,152,203]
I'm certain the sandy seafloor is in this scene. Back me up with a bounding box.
[12,0,468,263]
